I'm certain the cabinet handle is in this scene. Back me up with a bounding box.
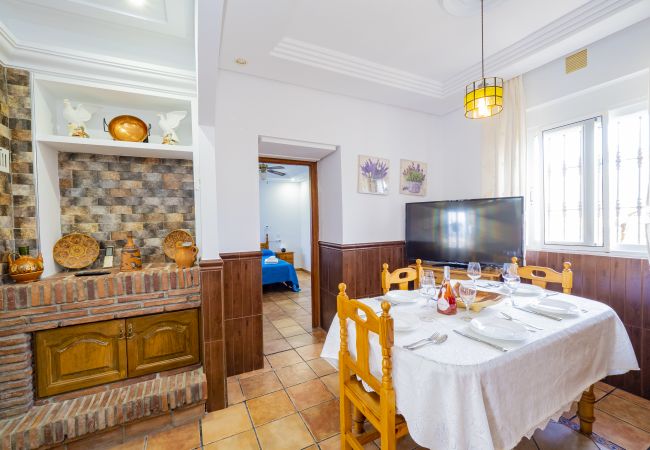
[127,324,134,339]
[119,325,125,339]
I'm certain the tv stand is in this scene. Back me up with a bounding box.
[409,263,502,284]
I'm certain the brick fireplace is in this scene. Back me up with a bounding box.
[0,264,221,450]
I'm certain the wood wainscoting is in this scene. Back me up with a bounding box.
[220,251,264,377]
[319,241,405,330]
[199,259,226,412]
[526,250,650,400]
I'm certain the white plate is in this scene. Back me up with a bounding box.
[470,317,528,341]
[529,298,579,316]
[385,290,422,304]
[393,312,420,332]
[512,284,544,297]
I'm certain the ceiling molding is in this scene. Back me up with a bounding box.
[0,20,195,96]
[270,37,444,98]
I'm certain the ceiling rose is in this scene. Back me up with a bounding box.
[439,0,505,16]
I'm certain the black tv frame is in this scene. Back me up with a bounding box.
[405,196,525,269]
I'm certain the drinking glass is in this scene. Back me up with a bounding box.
[418,270,437,321]
[501,263,520,306]
[467,262,481,285]
[459,283,477,321]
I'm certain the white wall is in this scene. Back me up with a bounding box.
[214,70,443,252]
[258,179,311,270]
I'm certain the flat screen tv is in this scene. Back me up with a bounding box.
[405,197,524,267]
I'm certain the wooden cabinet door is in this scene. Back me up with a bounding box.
[35,320,127,397]
[126,309,199,377]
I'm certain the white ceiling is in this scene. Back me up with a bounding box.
[219,0,650,114]
[0,0,195,71]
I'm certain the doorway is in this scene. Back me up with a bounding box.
[258,157,320,332]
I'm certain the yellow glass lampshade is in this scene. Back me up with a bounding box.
[464,77,504,119]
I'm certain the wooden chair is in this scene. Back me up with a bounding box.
[337,283,408,450]
[260,233,269,250]
[511,256,573,294]
[381,259,422,294]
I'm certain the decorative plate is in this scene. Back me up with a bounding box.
[53,233,100,269]
[163,229,194,259]
[107,115,148,142]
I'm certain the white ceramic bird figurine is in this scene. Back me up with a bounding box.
[63,99,92,138]
[158,111,187,145]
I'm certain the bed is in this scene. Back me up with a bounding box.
[261,249,300,292]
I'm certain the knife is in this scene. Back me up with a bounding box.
[513,305,563,321]
[453,330,508,352]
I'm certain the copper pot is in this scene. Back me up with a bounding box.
[174,242,198,268]
[120,234,142,272]
[8,252,44,283]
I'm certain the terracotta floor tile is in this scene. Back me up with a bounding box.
[263,338,292,355]
[255,413,314,450]
[267,349,303,368]
[102,437,146,450]
[272,318,299,328]
[532,421,597,450]
[203,430,259,450]
[306,358,337,377]
[573,410,650,450]
[275,361,318,387]
[610,388,650,410]
[596,393,650,432]
[227,379,244,405]
[512,437,537,450]
[286,333,320,348]
[238,358,273,380]
[287,379,334,410]
[239,371,283,399]
[300,398,340,442]
[278,325,306,338]
[320,372,340,397]
[263,329,283,342]
[246,390,296,426]
[146,421,200,450]
[595,381,616,393]
[201,403,252,444]
[295,343,324,361]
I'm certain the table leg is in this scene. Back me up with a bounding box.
[578,384,596,434]
[352,406,365,434]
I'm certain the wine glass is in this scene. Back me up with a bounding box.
[501,263,520,306]
[467,262,481,286]
[418,270,437,321]
[459,283,477,322]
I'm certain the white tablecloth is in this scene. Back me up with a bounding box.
[321,288,639,450]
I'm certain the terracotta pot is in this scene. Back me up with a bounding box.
[8,252,44,283]
[120,234,142,272]
[174,242,198,268]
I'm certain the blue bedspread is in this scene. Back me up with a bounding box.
[261,251,300,292]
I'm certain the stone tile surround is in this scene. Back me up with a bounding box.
[0,264,200,420]
[58,153,195,265]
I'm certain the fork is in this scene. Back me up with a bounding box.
[406,333,447,350]
[404,332,440,350]
[499,312,543,331]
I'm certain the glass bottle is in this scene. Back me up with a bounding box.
[437,266,457,315]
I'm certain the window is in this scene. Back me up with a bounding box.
[536,105,649,253]
[542,117,603,246]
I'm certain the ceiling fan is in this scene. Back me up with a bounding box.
[259,163,286,177]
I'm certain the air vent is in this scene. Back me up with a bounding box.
[566,49,588,74]
[0,147,9,173]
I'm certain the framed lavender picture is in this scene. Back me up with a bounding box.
[358,155,389,195]
[400,159,427,196]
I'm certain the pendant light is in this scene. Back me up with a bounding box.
[464,0,503,119]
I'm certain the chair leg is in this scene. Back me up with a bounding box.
[340,395,353,450]
[578,384,596,434]
[352,406,365,434]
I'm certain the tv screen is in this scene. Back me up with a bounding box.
[405,197,524,267]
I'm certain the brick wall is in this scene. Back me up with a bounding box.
[58,153,195,265]
[0,264,200,419]
[0,64,37,281]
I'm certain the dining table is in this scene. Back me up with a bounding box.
[320,282,639,450]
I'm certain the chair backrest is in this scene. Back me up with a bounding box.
[381,259,422,294]
[260,233,269,250]
[337,283,394,396]
[511,256,573,294]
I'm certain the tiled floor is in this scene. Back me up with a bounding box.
[111,271,650,449]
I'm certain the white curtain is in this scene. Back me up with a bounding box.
[480,76,527,198]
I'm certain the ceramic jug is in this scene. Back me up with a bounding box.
[120,234,142,272]
[8,252,44,283]
[174,241,198,268]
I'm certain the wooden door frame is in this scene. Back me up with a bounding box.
[259,157,321,329]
